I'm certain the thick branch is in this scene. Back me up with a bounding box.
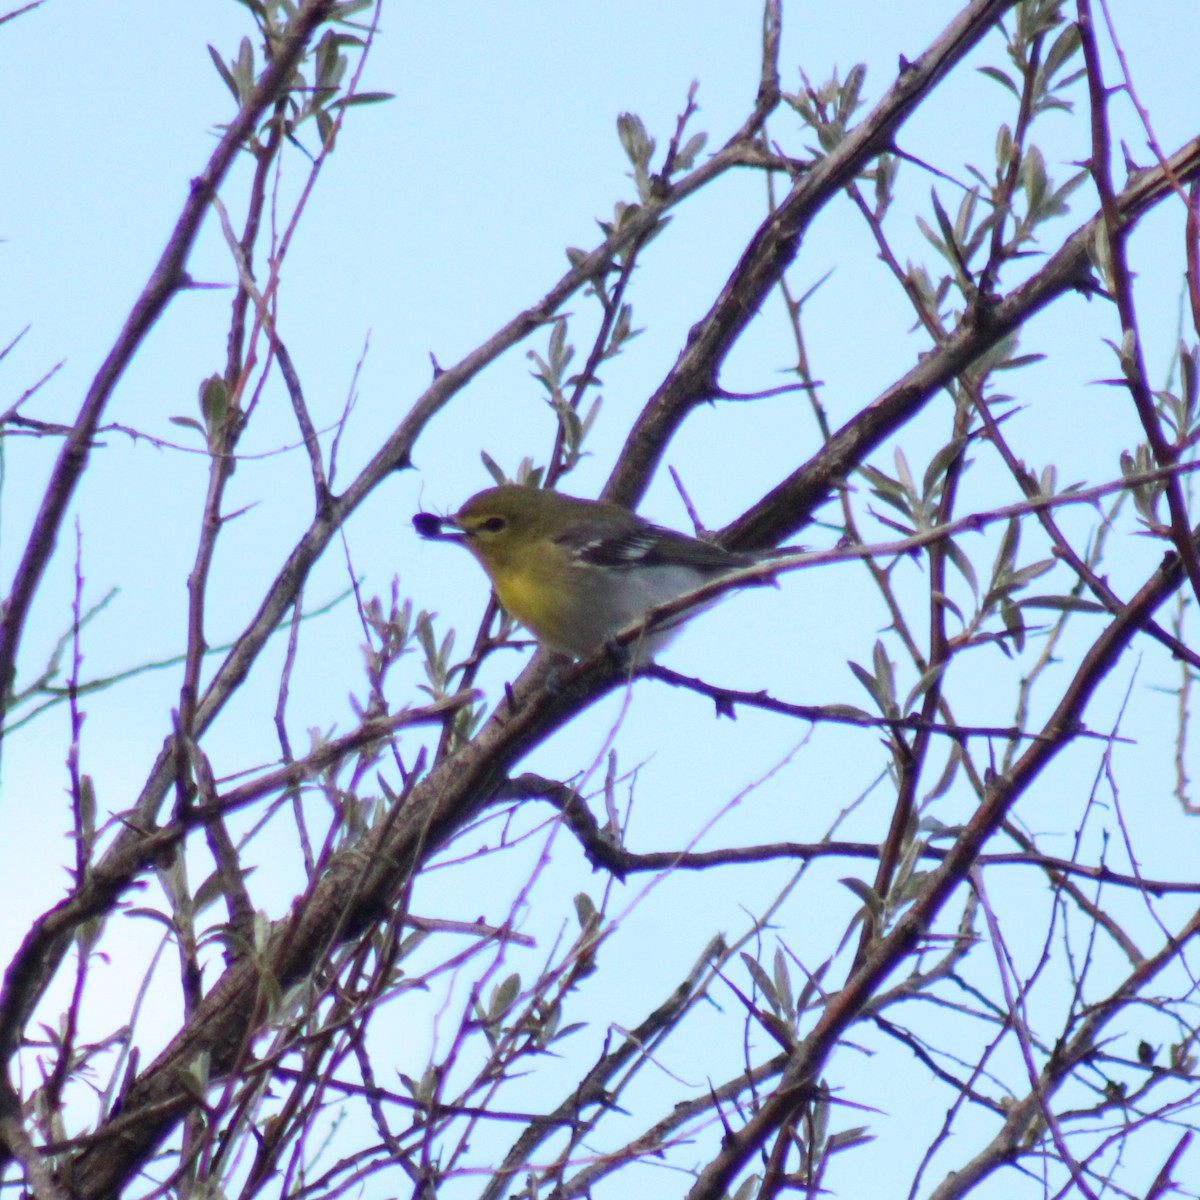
[604,0,1020,509]
[725,128,1200,551]
[683,531,1193,1196]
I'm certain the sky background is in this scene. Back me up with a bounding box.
[3,1,1200,1195]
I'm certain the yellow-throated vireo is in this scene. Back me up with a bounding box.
[413,484,755,658]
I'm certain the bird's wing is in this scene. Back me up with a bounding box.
[559,520,748,571]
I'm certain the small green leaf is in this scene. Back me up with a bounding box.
[208,44,241,100]
[772,946,795,1019]
[978,65,1020,97]
[199,373,228,433]
[839,877,883,915]
[824,703,874,722]
[1042,22,1082,85]
[235,36,255,91]
[849,660,886,715]
[995,517,1020,578]
[923,436,966,498]
[333,91,396,109]
[1000,596,1026,653]
[838,63,867,122]
[904,661,947,713]
[1005,557,1056,590]
[1019,595,1106,613]
[995,122,1014,171]
[827,1125,875,1152]
[479,450,507,485]
[616,112,654,169]
[740,952,780,1014]
[673,131,707,172]
[943,539,979,599]
[490,973,521,1021]
[923,744,962,802]
[574,892,597,928]
[732,1176,761,1200]
[893,446,917,500]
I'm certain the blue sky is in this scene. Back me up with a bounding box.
[3,1,1200,1195]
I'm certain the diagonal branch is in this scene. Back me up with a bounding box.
[725,130,1200,552]
[0,0,340,758]
[605,0,1021,510]
[682,519,1197,1199]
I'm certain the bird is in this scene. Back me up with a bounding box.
[413,484,756,658]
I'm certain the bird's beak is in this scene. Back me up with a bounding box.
[413,511,465,542]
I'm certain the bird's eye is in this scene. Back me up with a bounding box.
[479,516,507,533]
